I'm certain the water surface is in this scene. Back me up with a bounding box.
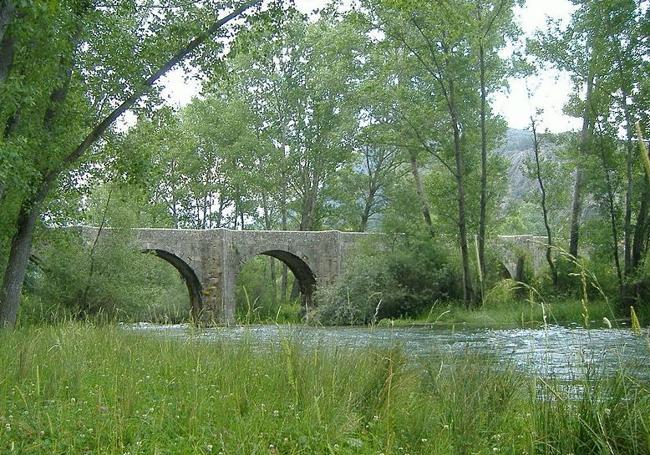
[125,323,650,380]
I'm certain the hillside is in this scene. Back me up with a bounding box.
[495,128,537,203]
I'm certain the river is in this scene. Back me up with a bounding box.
[126,323,650,381]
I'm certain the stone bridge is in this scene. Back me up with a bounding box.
[76,228,553,324]
[494,235,552,280]
[79,227,367,324]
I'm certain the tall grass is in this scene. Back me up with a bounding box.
[0,324,648,453]
[398,295,616,329]
[403,246,627,329]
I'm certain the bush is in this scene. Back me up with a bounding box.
[21,229,189,325]
[313,234,460,325]
[549,253,620,305]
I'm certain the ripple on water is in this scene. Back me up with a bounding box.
[122,323,650,381]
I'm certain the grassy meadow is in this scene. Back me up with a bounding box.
[1,324,649,454]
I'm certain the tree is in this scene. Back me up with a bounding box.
[0,0,262,328]
[473,0,520,292]
[532,0,649,302]
[326,134,403,231]
[530,0,646,262]
[229,8,368,300]
[366,0,515,304]
[529,114,557,286]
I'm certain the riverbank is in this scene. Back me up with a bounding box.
[381,298,624,329]
[232,296,642,329]
[1,324,648,453]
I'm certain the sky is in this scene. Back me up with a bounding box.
[159,0,580,133]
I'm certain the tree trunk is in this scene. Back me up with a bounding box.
[215,194,224,227]
[3,107,19,138]
[449,85,472,306]
[477,41,488,296]
[632,182,649,269]
[359,190,376,232]
[230,198,239,231]
[531,117,557,287]
[568,168,584,258]
[202,178,208,229]
[568,73,594,258]
[44,65,73,130]
[359,148,387,232]
[454,132,472,306]
[1,1,17,149]
[0,28,14,82]
[596,132,624,300]
[280,179,288,302]
[269,256,277,305]
[0,192,43,327]
[299,172,318,231]
[408,149,434,237]
[261,192,277,304]
[168,159,179,228]
[621,91,634,276]
[0,0,14,44]
[299,193,313,231]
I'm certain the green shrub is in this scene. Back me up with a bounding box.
[314,234,460,325]
[626,259,650,322]
[21,230,189,325]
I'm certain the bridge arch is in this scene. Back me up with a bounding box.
[262,249,317,304]
[145,249,203,320]
[236,249,317,311]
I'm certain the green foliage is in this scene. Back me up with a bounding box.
[526,0,650,308]
[235,256,301,324]
[21,230,188,325]
[2,0,649,325]
[20,185,191,324]
[550,253,614,303]
[314,234,460,325]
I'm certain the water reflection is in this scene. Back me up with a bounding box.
[125,323,650,380]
